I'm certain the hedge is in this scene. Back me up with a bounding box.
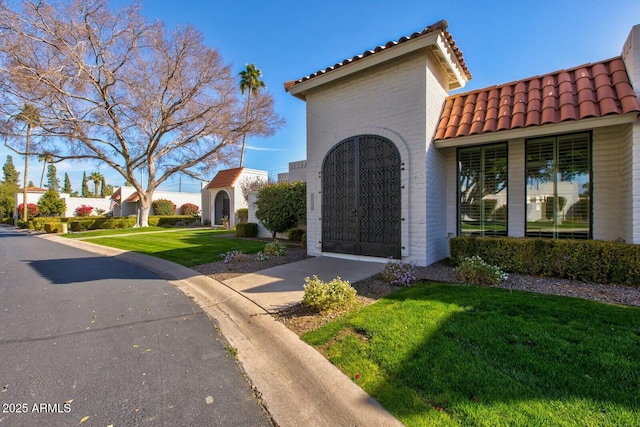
[236,222,258,238]
[287,228,305,242]
[236,208,248,224]
[67,215,199,231]
[449,236,640,287]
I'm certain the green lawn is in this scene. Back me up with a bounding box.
[303,283,640,427]
[84,229,266,266]
[61,226,185,238]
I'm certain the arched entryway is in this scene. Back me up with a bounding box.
[321,135,401,258]
[214,190,230,225]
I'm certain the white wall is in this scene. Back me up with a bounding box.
[303,50,450,266]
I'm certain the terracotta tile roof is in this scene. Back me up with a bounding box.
[124,192,140,203]
[22,186,47,193]
[206,167,244,189]
[111,187,122,201]
[435,57,640,141]
[284,20,471,91]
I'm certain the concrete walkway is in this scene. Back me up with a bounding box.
[223,256,385,313]
[38,233,402,427]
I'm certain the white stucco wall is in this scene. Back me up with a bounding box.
[303,49,452,266]
[622,24,640,244]
[207,169,267,227]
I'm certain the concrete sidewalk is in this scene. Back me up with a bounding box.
[223,256,385,313]
[40,233,402,427]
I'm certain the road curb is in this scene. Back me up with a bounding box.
[39,233,403,427]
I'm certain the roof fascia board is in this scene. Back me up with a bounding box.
[434,113,639,148]
[288,32,441,100]
[433,33,469,90]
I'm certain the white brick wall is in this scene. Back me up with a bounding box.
[622,24,640,244]
[304,50,450,265]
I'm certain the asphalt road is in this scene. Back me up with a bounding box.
[0,226,272,426]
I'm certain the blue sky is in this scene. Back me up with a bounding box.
[3,0,640,193]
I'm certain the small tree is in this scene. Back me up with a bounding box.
[45,163,60,192]
[1,155,20,217]
[81,172,90,198]
[37,189,65,216]
[3,155,20,185]
[254,181,306,238]
[63,173,72,194]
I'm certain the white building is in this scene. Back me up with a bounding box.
[285,21,640,266]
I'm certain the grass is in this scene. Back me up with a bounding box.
[83,229,266,266]
[303,283,640,426]
[61,226,180,238]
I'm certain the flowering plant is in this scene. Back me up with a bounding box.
[302,275,357,313]
[455,255,508,285]
[380,260,417,286]
[221,250,247,264]
[264,240,287,256]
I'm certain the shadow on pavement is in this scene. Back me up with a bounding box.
[26,256,160,285]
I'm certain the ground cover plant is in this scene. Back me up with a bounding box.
[85,229,266,266]
[303,282,640,426]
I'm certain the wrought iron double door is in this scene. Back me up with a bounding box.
[321,135,401,259]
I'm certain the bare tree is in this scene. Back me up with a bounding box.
[0,0,283,226]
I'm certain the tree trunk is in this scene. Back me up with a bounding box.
[239,90,252,168]
[136,192,153,227]
[22,124,31,223]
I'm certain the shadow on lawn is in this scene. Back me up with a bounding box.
[333,284,640,425]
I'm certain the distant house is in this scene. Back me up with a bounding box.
[202,167,267,227]
[285,21,640,266]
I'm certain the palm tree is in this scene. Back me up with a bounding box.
[38,152,53,188]
[88,171,103,197]
[16,104,40,222]
[238,64,266,167]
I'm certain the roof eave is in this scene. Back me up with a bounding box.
[288,30,468,100]
[433,112,640,148]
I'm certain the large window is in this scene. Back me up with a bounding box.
[526,132,591,239]
[458,143,508,236]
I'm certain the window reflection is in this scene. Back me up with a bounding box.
[526,133,591,239]
[458,143,508,237]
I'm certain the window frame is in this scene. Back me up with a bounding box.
[524,131,592,240]
[457,142,509,237]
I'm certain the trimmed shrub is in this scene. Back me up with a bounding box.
[301,233,307,249]
[180,203,199,216]
[302,275,357,313]
[450,236,640,286]
[152,199,176,216]
[236,222,258,237]
[75,204,94,217]
[237,208,248,224]
[264,240,287,256]
[44,222,64,233]
[455,255,508,285]
[380,260,417,286]
[287,228,305,242]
